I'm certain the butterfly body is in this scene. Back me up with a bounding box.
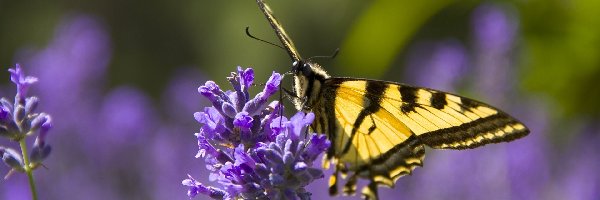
[257,0,529,199]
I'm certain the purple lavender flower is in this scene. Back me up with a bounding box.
[184,67,330,199]
[0,64,52,200]
[0,64,52,172]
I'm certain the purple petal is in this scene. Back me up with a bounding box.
[303,134,330,162]
[8,64,38,99]
[240,67,255,90]
[264,72,281,96]
[270,116,288,135]
[196,134,218,158]
[233,112,253,129]
[233,144,256,167]
[195,107,225,134]
[289,112,313,139]
[182,175,226,199]
[198,81,223,104]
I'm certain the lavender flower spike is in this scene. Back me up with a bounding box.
[184,67,329,200]
[1,64,53,200]
[1,65,53,167]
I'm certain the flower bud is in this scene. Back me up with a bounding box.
[29,142,52,164]
[1,147,24,172]
[221,102,237,118]
[30,113,49,132]
[39,115,53,139]
[24,96,39,114]
[13,104,25,124]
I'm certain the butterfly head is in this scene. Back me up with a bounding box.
[291,60,330,111]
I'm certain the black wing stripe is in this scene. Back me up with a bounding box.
[342,81,388,154]
[430,92,448,109]
[322,80,342,158]
[399,86,419,112]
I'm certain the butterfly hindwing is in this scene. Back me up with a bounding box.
[312,78,529,198]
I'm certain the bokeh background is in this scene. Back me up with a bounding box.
[1,0,599,199]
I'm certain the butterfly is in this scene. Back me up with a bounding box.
[255,0,530,199]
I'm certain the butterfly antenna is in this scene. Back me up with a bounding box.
[307,48,340,62]
[246,26,287,51]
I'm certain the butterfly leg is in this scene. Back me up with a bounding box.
[343,173,358,195]
[329,168,340,196]
[281,87,300,101]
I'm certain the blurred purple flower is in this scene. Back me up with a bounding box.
[472,4,518,53]
[98,87,157,142]
[404,40,468,92]
[561,123,600,200]
[505,99,550,200]
[23,14,111,134]
[472,3,519,102]
[141,68,210,199]
[88,86,158,164]
[162,68,207,122]
[184,67,329,199]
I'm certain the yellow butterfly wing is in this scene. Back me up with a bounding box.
[311,78,529,199]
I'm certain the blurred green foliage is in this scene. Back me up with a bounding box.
[1,0,599,120]
[335,0,456,78]
[517,0,600,118]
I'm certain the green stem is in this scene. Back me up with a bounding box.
[19,140,38,200]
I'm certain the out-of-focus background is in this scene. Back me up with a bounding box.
[1,0,599,199]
